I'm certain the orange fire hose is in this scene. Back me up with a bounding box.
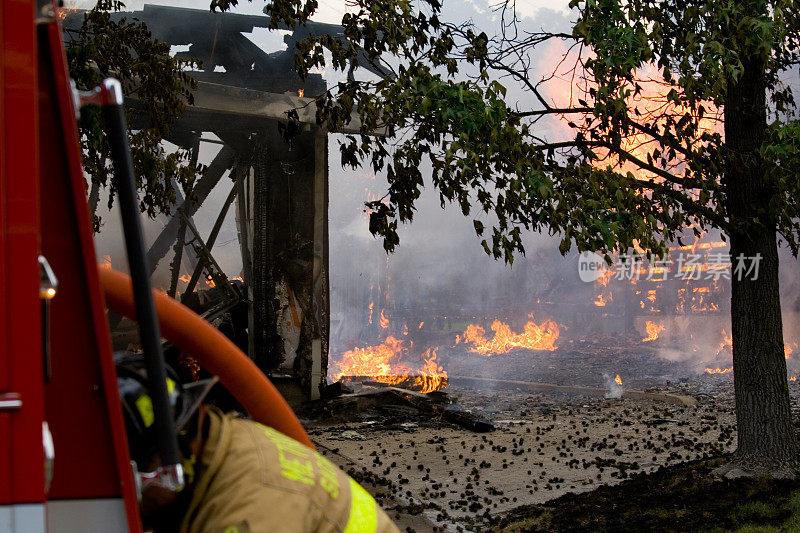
[98,266,315,450]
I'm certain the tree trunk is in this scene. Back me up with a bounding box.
[724,56,797,473]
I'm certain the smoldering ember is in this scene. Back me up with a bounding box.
[49,0,800,531]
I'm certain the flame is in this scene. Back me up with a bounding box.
[57,7,77,20]
[417,348,447,393]
[330,336,406,381]
[205,275,215,288]
[705,367,733,375]
[368,300,374,325]
[791,377,797,382]
[614,374,623,386]
[403,324,408,336]
[179,274,191,283]
[329,337,447,393]
[380,309,389,329]
[715,329,733,357]
[538,41,722,185]
[785,342,798,360]
[101,255,112,270]
[418,321,424,329]
[459,317,561,355]
[595,266,614,287]
[642,320,665,342]
[594,293,608,307]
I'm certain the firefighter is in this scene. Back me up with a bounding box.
[116,356,400,533]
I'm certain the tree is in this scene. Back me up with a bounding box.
[73,0,797,473]
[65,0,200,230]
[270,0,800,474]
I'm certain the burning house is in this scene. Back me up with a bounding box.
[68,5,387,400]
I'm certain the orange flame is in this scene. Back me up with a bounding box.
[368,300,374,325]
[716,329,733,357]
[705,367,733,375]
[179,274,191,283]
[785,342,797,360]
[539,42,723,184]
[642,321,665,342]
[329,337,447,393]
[614,374,623,386]
[416,348,447,393]
[380,309,389,329]
[459,317,561,355]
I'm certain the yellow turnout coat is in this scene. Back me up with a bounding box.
[179,409,400,533]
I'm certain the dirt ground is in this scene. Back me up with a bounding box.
[307,381,745,532]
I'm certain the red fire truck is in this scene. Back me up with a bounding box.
[1,1,313,530]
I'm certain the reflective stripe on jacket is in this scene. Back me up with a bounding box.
[180,408,400,533]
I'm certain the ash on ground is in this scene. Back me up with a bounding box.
[307,373,800,532]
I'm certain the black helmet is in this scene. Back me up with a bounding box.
[116,352,216,468]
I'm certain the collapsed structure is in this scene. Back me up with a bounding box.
[69,5,380,399]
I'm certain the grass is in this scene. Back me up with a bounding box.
[709,490,800,532]
[494,458,800,532]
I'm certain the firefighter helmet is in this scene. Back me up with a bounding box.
[116,352,216,468]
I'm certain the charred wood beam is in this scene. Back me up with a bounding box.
[180,81,379,135]
[168,219,187,298]
[234,165,255,361]
[179,211,237,301]
[168,140,199,298]
[145,145,235,275]
[182,181,239,302]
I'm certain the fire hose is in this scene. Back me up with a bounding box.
[98,266,315,450]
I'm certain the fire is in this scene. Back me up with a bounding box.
[380,309,389,329]
[416,348,447,393]
[298,89,304,97]
[595,265,614,287]
[715,329,733,357]
[403,324,408,336]
[179,274,191,283]
[791,377,797,382]
[614,374,623,386]
[785,342,798,360]
[329,337,447,393]
[593,293,608,307]
[537,41,722,184]
[101,255,112,270]
[57,7,77,20]
[705,367,733,375]
[418,321,424,329]
[368,300,374,324]
[642,321,665,342]
[330,336,406,381]
[205,275,215,288]
[459,317,561,355]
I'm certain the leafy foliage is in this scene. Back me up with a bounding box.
[65,0,200,230]
[247,0,799,264]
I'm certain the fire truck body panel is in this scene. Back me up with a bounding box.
[2,2,141,530]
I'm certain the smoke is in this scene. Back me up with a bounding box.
[327,154,564,355]
[602,373,624,399]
